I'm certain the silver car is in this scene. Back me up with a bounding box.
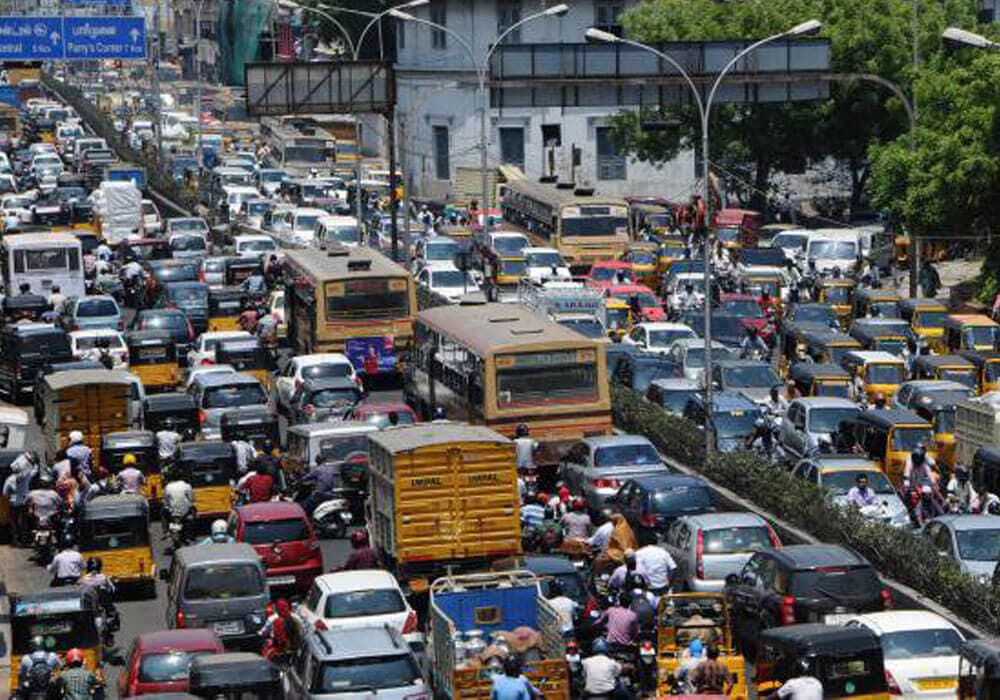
[663,512,779,592]
[188,372,272,440]
[282,626,427,699]
[923,515,1000,583]
[560,435,668,516]
[200,256,228,288]
[779,397,860,459]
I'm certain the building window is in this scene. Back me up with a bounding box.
[396,20,405,50]
[541,124,561,147]
[594,0,625,36]
[497,0,522,44]
[430,2,447,49]
[433,125,450,180]
[499,127,525,169]
[596,126,626,180]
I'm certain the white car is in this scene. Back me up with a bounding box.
[186,330,254,368]
[523,247,571,283]
[845,611,964,699]
[183,363,238,390]
[283,207,325,246]
[295,570,423,650]
[667,338,737,383]
[69,329,128,368]
[233,234,278,259]
[1,194,34,223]
[622,322,697,354]
[141,199,162,235]
[168,232,208,260]
[416,264,480,303]
[276,353,360,413]
[268,289,286,340]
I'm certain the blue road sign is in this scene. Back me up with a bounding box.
[0,16,146,61]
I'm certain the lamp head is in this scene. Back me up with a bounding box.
[585,27,620,44]
[545,3,570,17]
[389,8,416,20]
[942,26,999,49]
[402,0,430,8]
[786,19,822,37]
[277,0,300,8]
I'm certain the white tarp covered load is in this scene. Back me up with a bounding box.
[91,181,142,244]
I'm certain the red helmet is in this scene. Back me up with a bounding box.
[572,497,587,511]
[65,648,84,664]
[350,530,369,547]
[537,492,550,506]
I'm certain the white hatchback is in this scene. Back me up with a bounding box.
[186,330,253,368]
[275,353,360,413]
[69,329,128,368]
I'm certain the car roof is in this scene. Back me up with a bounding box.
[628,473,705,489]
[715,359,773,370]
[705,391,759,410]
[933,514,1000,531]
[294,353,351,367]
[648,378,701,391]
[770,544,869,570]
[174,542,260,566]
[682,511,767,529]
[194,372,262,388]
[135,628,222,653]
[316,569,400,593]
[287,421,379,438]
[301,376,358,391]
[236,501,308,521]
[791,397,858,409]
[308,626,408,660]
[583,434,655,448]
[849,610,959,635]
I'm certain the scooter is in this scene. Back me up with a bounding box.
[309,489,354,539]
[164,509,195,553]
[32,520,55,565]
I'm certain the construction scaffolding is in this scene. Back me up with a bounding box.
[218,0,272,86]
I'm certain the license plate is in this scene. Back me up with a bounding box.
[213,620,244,635]
[916,678,957,690]
[267,575,296,586]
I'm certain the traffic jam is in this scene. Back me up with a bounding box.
[0,56,998,700]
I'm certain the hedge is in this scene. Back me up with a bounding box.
[612,385,1000,635]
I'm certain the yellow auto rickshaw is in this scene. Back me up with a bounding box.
[910,389,965,471]
[605,297,633,341]
[207,286,244,332]
[215,338,275,393]
[177,440,237,520]
[816,278,855,327]
[79,494,155,594]
[656,237,689,275]
[946,314,1000,353]
[126,331,180,392]
[853,287,901,320]
[101,430,161,504]
[9,587,102,694]
[842,408,936,486]
[753,624,889,700]
[657,593,746,698]
[912,354,978,392]
[899,297,949,353]
[960,350,1000,395]
[840,350,906,402]
[620,242,659,288]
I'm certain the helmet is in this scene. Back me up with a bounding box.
[537,492,550,506]
[122,453,137,467]
[592,638,609,655]
[30,636,45,652]
[955,465,970,479]
[515,424,529,438]
[911,450,925,466]
[65,648,84,665]
[989,501,1000,516]
[210,519,228,541]
[38,473,54,488]
[86,556,102,574]
[548,579,564,597]
[69,430,83,445]
[432,406,447,421]
[572,497,586,512]
[873,392,886,405]
[351,529,369,548]
[60,534,74,549]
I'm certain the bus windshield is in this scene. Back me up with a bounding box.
[496,351,598,407]
[326,278,410,321]
[562,215,628,237]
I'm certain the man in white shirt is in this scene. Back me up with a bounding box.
[546,580,578,635]
[582,640,622,696]
[587,520,614,553]
[777,675,823,700]
[635,543,676,594]
[48,542,84,586]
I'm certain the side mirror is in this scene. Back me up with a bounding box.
[158,568,169,581]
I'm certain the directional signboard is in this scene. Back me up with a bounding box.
[0,16,145,61]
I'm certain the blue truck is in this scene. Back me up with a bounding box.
[104,163,147,191]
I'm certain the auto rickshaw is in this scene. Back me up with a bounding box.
[816,278,855,326]
[798,329,862,367]
[143,392,200,440]
[620,242,659,288]
[605,297,633,341]
[736,267,786,307]
[207,286,244,332]
[188,652,283,699]
[2,294,49,325]
[177,440,237,520]
[909,389,966,470]
[946,314,1000,353]
[752,624,888,700]
[657,593,746,698]
[9,587,102,693]
[840,350,906,402]
[899,297,949,353]
[656,237,689,276]
[853,287,901,319]
[79,494,155,593]
[101,430,160,503]
[628,199,672,239]
[960,350,1000,395]
[788,362,853,399]
[912,354,978,392]
[126,331,180,392]
[215,338,275,393]
[224,257,262,287]
[972,447,1000,501]
[841,409,936,486]
[848,318,914,357]
[220,407,279,446]
[958,639,1000,700]
[895,232,910,267]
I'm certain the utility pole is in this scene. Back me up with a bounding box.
[908,0,920,298]
[387,108,399,260]
[399,114,411,247]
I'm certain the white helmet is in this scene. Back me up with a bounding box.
[210,519,228,541]
[69,430,84,445]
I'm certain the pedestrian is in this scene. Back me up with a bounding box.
[689,644,734,695]
[919,260,942,298]
[490,655,531,700]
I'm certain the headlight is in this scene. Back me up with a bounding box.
[248,613,264,626]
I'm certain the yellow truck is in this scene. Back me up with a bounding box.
[366,423,521,594]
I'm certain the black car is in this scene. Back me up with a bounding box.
[492,554,593,608]
[614,473,713,534]
[132,308,195,363]
[610,351,682,395]
[725,544,889,658]
[0,325,74,404]
[160,281,210,334]
[148,260,200,289]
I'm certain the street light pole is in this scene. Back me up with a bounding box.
[194,0,205,174]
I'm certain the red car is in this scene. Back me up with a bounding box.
[606,284,667,322]
[585,261,634,289]
[230,501,324,595]
[346,400,418,428]
[719,293,775,342]
[118,629,224,697]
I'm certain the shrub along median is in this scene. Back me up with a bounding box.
[612,385,1000,634]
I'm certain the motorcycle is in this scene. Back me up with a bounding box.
[311,491,353,539]
[164,509,195,553]
[566,640,584,697]
[32,521,55,565]
[637,639,658,696]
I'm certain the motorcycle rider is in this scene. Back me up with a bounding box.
[546,579,579,636]
[299,455,343,515]
[689,644,734,695]
[598,591,639,652]
[54,647,98,700]
[79,557,116,599]
[948,464,975,513]
[903,446,938,491]
[765,386,788,422]
[634,541,676,598]
[339,529,379,570]
[66,431,93,478]
[156,426,182,471]
[261,598,297,661]
[163,469,195,546]
[560,498,593,542]
[745,418,779,459]
[675,283,701,314]
[846,473,879,508]
[27,473,61,533]
[48,536,84,586]
[914,484,946,526]
[198,519,235,545]
[116,453,146,495]
[739,325,769,360]
[236,461,275,503]
[581,638,624,700]
[17,636,60,698]
[231,438,256,476]
[120,258,145,305]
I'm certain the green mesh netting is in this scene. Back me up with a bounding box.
[219,0,271,86]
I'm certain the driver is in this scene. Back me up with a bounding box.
[846,473,879,508]
[18,636,60,696]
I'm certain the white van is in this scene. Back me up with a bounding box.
[314,215,360,247]
[804,228,860,275]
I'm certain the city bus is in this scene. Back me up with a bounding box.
[405,303,612,468]
[282,246,417,376]
[498,164,629,273]
[260,116,336,177]
[1,232,84,298]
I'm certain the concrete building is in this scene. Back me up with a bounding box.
[394,0,694,202]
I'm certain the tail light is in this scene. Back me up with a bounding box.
[175,610,185,628]
[591,478,620,489]
[265,602,274,617]
[198,270,205,282]
[640,514,657,528]
[402,609,418,634]
[117,319,124,331]
[200,358,214,366]
[885,669,902,695]
[198,410,207,424]
[881,587,894,609]
[696,529,704,579]
[780,595,795,625]
[151,484,158,498]
[314,619,328,631]
[767,525,781,548]
[186,320,195,340]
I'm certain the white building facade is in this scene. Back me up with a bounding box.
[394,0,694,201]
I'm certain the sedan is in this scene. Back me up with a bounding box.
[69,329,128,368]
[63,295,123,332]
[276,353,359,415]
[560,435,668,516]
[615,473,713,534]
[923,515,1000,582]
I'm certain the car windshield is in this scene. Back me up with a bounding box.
[704,526,773,553]
[243,518,310,544]
[809,240,857,259]
[499,259,526,276]
[956,528,1000,561]
[295,215,320,231]
[915,310,948,328]
[790,566,880,597]
[792,306,835,324]
[203,383,267,408]
[302,363,352,380]
[142,313,187,330]
[363,410,415,429]
[772,233,808,251]
[723,365,779,389]
[867,364,904,384]
[591,267,631,283]
[593,443,660,467]
[184,564,264,600]
[310,388,360,408]
[431,269,473,288]
[686,347,735,369]
[822,470,895,496]
[721,300,763,318]
[965,326,999,348]
[528,251,564,267]
[809,407,859,434]
[318,435,370,461]
[493,237,527,256]
[139,651,213,683]
[611,291,659,309]
[77,299,117,317]
[260,171,285,182]
[324,227,359,244]
[74,334,124,351]
[314,655,422,693]
[170,219,207,233]
[657,388,697,414]
[323,588,406,618]
[892,426,933,451]
[172,235,206,251]
[424,241,458,260]
[652,486,712,514]
[871,301,900,318]
[168,286,209,305]
[940,369,976,389]
[880,628,963,660]
[647,330,693,348]
[714,410,759,438]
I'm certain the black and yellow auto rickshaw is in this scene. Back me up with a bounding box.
[912,354,978,391]
[188,653,283,699]
[656,236,690,276]
[960,350,1000,395]
[909,388,966,471]
[958,639,1000,700]
[840,350,906,402]
[840,409,936,486]
[848,318,914,357]
[177,440,237,520]
[9,587,102,694]
[799,328,863,366]
[971,447,1000,503]
[657,593,745,696]
[101,430,160,504]
[143,392,200,440]
[789,362,853,399]
[853,287,901,320]
[620,242,659,288]
[753,624,888,700]
[79,494,155,594]
[899,297,949,353]
[215,338,275,393]
[224,257,262,287]
[946,314,1000,353]
[126,331,180,392]
[207,286,244,332]
[220,407,279,446]
[816,278,855,326]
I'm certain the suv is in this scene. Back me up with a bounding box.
[725,544,890,658]
[230,501,323,595]
[188,372,271,440]
[284,627,427,699]
[0,324,73,404]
